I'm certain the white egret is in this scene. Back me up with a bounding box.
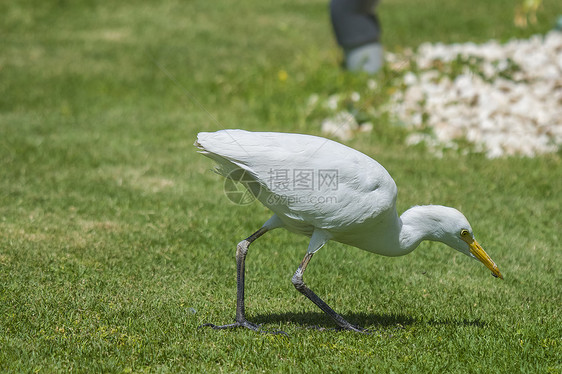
[195,129,503,333]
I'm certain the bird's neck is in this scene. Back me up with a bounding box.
[398,205,447,253]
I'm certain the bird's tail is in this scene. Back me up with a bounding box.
[194,131,253,179]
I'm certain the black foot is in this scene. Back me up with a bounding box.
[335,324,371,334]
[299,323,370,333]
[199,320,288,336]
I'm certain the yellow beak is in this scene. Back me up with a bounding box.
[467,239,503,279]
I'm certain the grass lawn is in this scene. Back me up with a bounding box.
[1,0,561,372]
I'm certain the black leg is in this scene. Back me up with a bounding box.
[291,252,367,333]
[200,227,286,335]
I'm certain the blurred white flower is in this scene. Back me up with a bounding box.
[386,31,562,158]
[325,94,340,110]
[321,111,359,141]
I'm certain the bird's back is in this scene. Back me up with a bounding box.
[196,130,398,242]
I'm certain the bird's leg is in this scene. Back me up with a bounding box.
[292,252,367,333]
[200,227,285,334]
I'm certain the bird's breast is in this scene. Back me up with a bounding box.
[328,208,405,256]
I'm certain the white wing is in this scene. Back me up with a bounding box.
[196,130,398,235]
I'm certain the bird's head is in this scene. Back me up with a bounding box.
[402,205,503,279]
[433,207,503,279]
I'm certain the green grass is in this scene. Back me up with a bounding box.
[1,0,561,372]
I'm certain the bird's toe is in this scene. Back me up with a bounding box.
[335,324,371,334]
[199,320,288,336]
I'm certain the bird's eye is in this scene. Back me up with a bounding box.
[460,229,470,237]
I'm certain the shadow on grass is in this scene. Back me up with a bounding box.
[252,311,487,330]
